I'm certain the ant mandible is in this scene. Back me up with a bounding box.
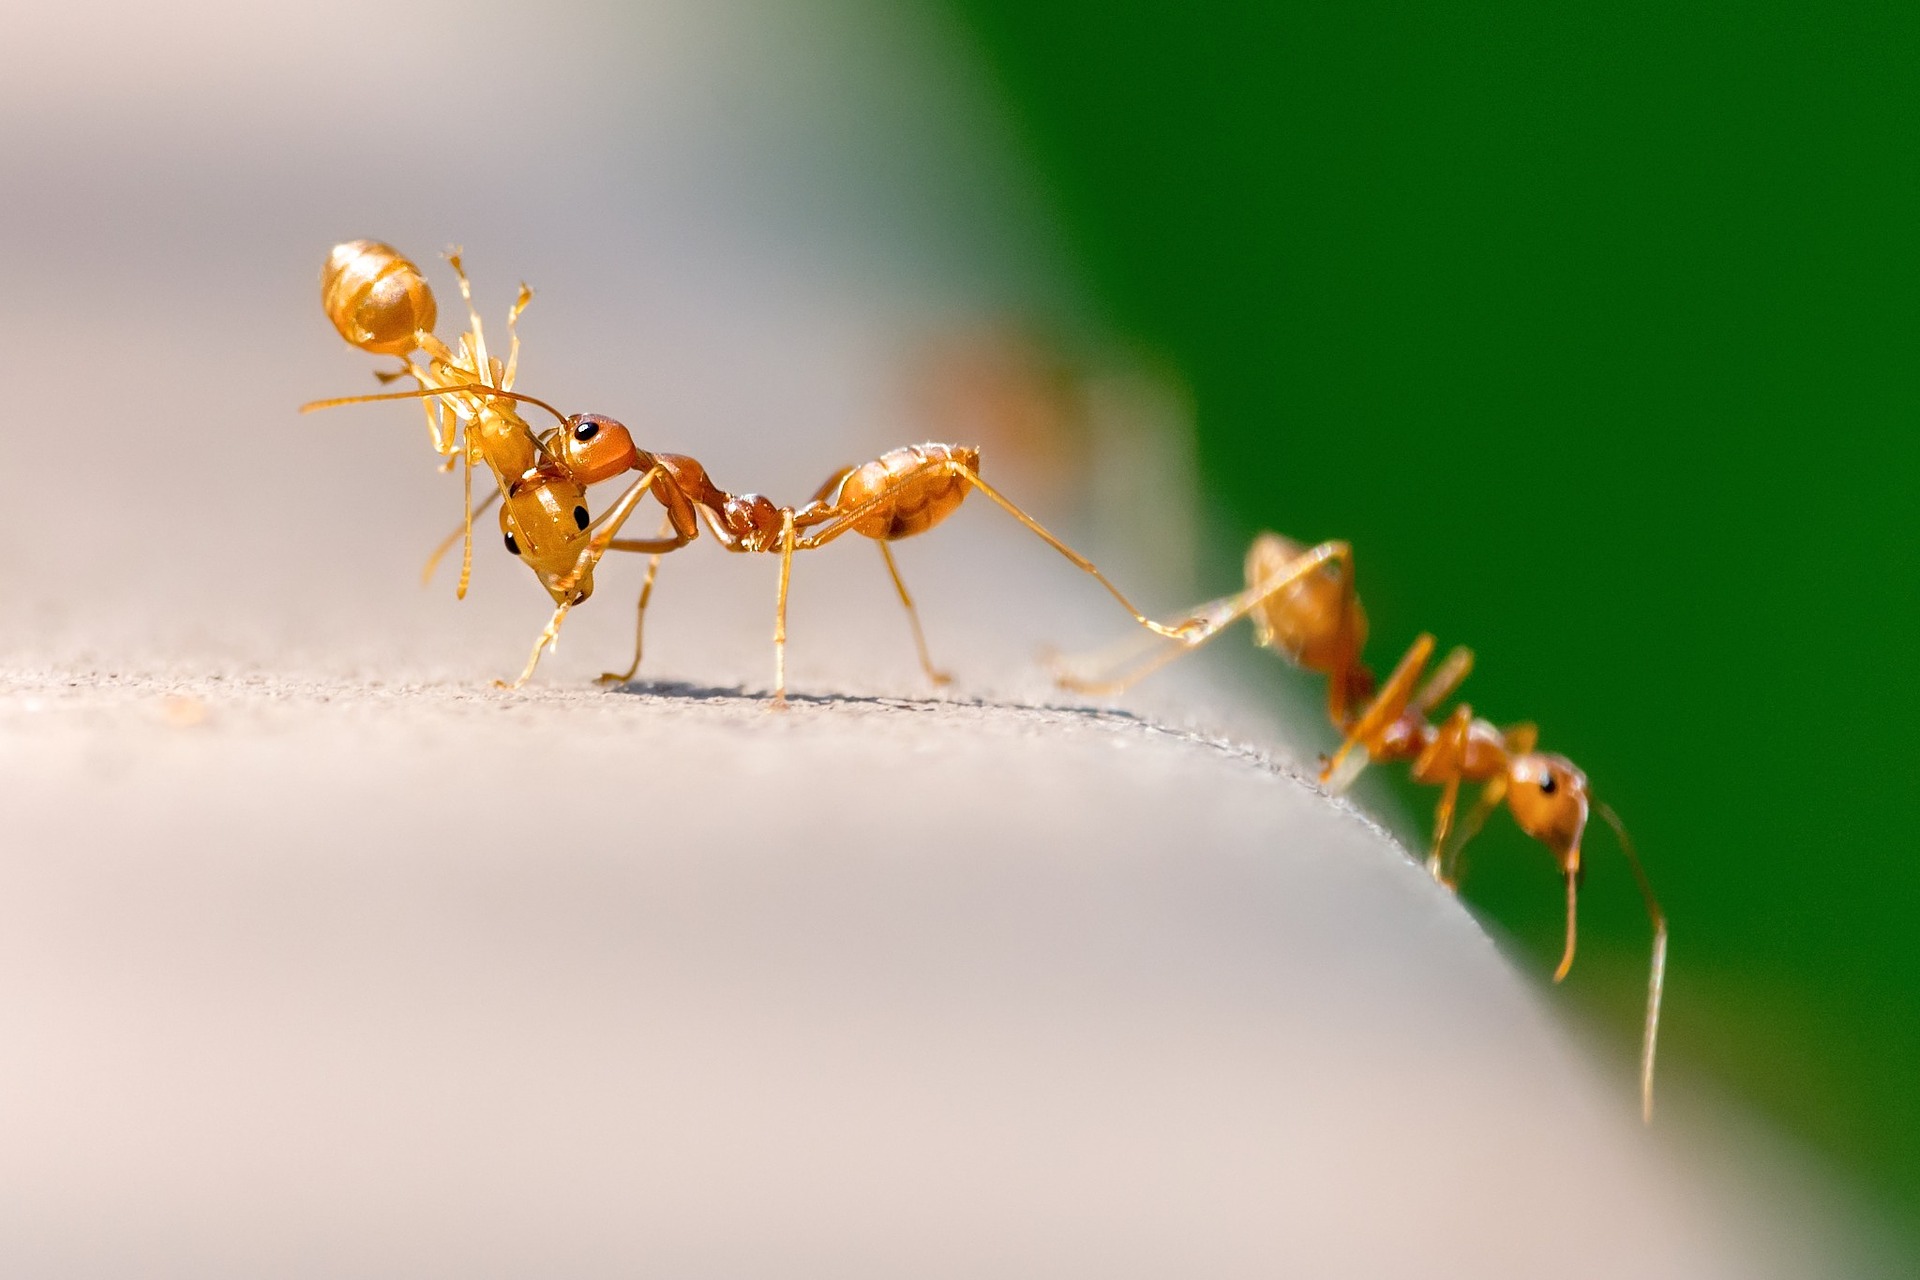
[1057,533,1668,1122]
[310,241,1200,698]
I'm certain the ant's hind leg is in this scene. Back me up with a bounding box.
[877,540,951,689]
[1056,539,1355,696]
[953,467,1199,641]
[803,462,1194,642]
[1321,633,1437,790]
[1411,645,1474,718]
[498,601,573,689]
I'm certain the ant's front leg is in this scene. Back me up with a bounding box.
[1438,723,1535,885]
[597,512,683,685]
[498,468,676,690]
[498,601,572,689]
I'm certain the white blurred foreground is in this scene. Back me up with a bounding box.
[0,669,1885,1278]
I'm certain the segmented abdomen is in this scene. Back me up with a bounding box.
[837,443,981,540]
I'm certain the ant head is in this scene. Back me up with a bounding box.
[322,241,436,357]
[1506,752,1591,872]
[543,414,642,486]
[499,469,597,605]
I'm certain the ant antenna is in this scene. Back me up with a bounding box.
[298,382,572,428]
[1597,802,1667,1125]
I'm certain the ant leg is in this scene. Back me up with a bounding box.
[1052,592,1239,696]
[1411,646,1474,718]
[876,541,951,688]
[772,510,798,709]
[1321,634,1437,790]
[498,470,678,688]
[503,283,532,389]
[1414,703,1475,881]
[598,513,677,685]
[956,467,1199,640]
[394,360,458,456]
[422,489,503,590]
[1442,779,1508,887]
[1054,541,1352,696]
[549,465,682,600]
[806,465,857,508]
[499,601,572,689]
[1439,723,1531,885]
[445,250,492,380]
[798,461,1195,641]
[1321,541,1363,728]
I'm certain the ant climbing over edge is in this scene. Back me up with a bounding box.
[308,240,1202,698]
[1056,532,1668,1122]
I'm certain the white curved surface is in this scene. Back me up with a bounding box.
[0,673,1826,1277]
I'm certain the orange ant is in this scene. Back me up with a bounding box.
[453,397,1199,699]
[315,240,573,603]
[310,241,1199,696]
[1058,533,1668,1122]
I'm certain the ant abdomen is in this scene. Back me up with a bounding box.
[1243,532,1367,672]
[322,240,437,357]
[838,443,979,540]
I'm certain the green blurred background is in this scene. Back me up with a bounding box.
[951,0,1920,1233]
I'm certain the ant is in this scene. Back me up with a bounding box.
[314,240,578,603]
[310,241,1199,697]
[446,395,1199,700]
[1057,533,1668,1123]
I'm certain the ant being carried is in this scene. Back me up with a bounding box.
[307,241,1199,698]
[1056,533,1668,1123]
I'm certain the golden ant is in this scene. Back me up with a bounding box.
[316,240,564,603]
[309,241,1200,698]
[1057,533,1668,1123]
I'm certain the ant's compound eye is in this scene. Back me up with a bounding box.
[574,420,599,441]
[1539,771,1558,794]
[573,506,590,530]
[505,531,521,556]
